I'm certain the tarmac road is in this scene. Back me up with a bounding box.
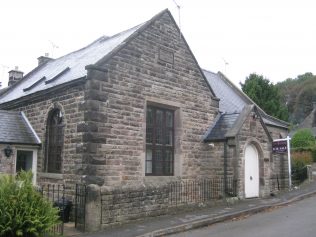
[169,195,316,237]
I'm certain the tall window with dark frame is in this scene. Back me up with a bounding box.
[45,109,64,173]
[146,106,174,176]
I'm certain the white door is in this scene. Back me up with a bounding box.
[244,144,259,198]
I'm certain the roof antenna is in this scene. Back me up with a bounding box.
[222,58,229,73]
[172,0,181,39]
[49,40,59,57]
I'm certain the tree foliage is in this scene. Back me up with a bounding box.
[0,171,60,237]
[240,73,289,121]
[277,72,316,124]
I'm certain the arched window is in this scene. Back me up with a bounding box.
[45,109,64,173]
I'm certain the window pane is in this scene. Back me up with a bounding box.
[146,108,153,144]
[154,149,163,175]
[166,111,173,128]
[146,148,152,174]
[147,107,153,126]
[165,149,173,175]
[146,127,153,144]
[156,110,164,144]
[165,129,173,146]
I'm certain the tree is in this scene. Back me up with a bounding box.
[277,73,316,124]
[240,73,289,121]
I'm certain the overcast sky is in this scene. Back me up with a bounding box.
[1,0,316,88]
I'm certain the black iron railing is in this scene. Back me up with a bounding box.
[75,183,87,232]
[292,165,308,185]
[169,178,237,206]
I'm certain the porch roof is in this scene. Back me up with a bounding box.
[0,110,41,145]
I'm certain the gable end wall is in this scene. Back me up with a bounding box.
[84,11,219,186]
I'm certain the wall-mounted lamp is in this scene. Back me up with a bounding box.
[4,145,13,158]
[208,143,215,148]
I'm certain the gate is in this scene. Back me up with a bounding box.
[38,184,65,236]
[75,183,87,232]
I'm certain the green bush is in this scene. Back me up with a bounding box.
[0,171,60,237]
[291,129,316,148]
[291,159,308,182]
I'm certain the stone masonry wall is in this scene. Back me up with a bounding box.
[0,83,85,186]
[83,179,235,231]
[0,144,14,174]
[266,124,289,189]
[84,11,219,186]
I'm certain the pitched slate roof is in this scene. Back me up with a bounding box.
[0,23,144,104]
[0,110,41,145]
[204,112,240,141]
[203,70,248,113]
[203,69,288,129]
[204,105,273,142]
[0,9,216,105]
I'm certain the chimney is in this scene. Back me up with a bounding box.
[37,53,53,66]
[8,66,23,86]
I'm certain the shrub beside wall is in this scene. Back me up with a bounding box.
[0,171,60,237]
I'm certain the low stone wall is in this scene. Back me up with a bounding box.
[101,185,169,226]
[83,178,237,231]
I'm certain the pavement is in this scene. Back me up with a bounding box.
[66,180,316,237]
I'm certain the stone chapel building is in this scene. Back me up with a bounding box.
[0,9,289,199]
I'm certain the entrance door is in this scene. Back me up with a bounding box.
[244,144,259,198]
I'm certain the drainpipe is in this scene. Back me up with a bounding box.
[234,136,240,197]
[224,139,228,196]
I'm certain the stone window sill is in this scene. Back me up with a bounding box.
[39,172,63,180]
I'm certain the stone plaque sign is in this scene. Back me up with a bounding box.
[159,48,174,64]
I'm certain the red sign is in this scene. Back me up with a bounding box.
[272,140,287,153]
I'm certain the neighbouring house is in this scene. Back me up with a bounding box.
[290,102,316,138]
[0,9,289,230]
